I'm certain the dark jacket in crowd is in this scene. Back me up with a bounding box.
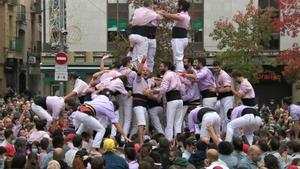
[170,157,195,169]
[103,151,129,169]
[188,150,206,167]
[158,148,170,169]
[58,160,71,169]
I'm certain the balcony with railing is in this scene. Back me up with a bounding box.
[31,1,41,13]
[17,4,26,24]
[7,0,18,6]
[74,52,86,63]
[17,12,26,23]
[9,40,16,51]
[15,38,24,53]
[17,14,26,23]
[9,38,24,53]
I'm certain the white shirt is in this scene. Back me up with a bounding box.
[0,140,9,147]
[128,160,139,169]
[73,79,89,97]
[289,104,300,121]
[46,96,65,120]
[82,140,93,152]
[182,150,191,161]
[65,147,79,167]
[206,160,229,169]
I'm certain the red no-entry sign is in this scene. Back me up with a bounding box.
[55,52,68,65]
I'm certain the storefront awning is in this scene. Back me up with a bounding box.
[108,19,128,31]
[192,20,203,30]
[40,65,102,83]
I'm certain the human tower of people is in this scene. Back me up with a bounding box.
[30,0,300,164]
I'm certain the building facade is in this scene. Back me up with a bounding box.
[40,0,204,95]
[0,0,42,97]
[39,0,299,104]
[0,0,19,96]
[40,0,109,96]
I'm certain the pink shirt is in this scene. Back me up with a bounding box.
[73,79,89,97]
[182,82,201,102]
[87,71,121,94]
[83,85,96,94]
[157,70,182,94]
[28,130,51,144]
[132,7,160,26]
[151,86,163,101]
[148,83,164,102]
[147,14,163,27]
[174,11,190,29]
[39,151,48,168]
[46,96,64,120]
[119,67,137,88]
[215,70,232,88]
[89,95,118,124]
[133,76,155,95]
[188,107,201,133]
[239,79,255,99]
[196,67,216,91]
[97,77,128,95]
[230,105,251,120]
[179,76,191,96]
[96,70,121,84]
[148,18,160,27]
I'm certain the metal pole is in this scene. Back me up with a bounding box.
[59,0,65,96]
[59,0,65,51]
[117,0,119,33]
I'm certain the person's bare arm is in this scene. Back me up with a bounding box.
[64,91,77,100]
[206,122,220,145]
[114,123,132,142]
[292,120,299,141]
[100,55,111,71]
[158,11,182,21]
[19,111,26,124]
[179,72,196,81]
[138,54,147,74]
[231,86,242,98]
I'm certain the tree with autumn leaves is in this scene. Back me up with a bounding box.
[209,0,276,82]
[273,0,300,82]
[210,0,300,82]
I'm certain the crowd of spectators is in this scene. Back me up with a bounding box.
[0,91,299,169]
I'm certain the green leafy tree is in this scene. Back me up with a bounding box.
[209,0,276,82]
[110,32,130,63]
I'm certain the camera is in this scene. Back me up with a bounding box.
[61,29,68,36]
[51,42,58,50]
